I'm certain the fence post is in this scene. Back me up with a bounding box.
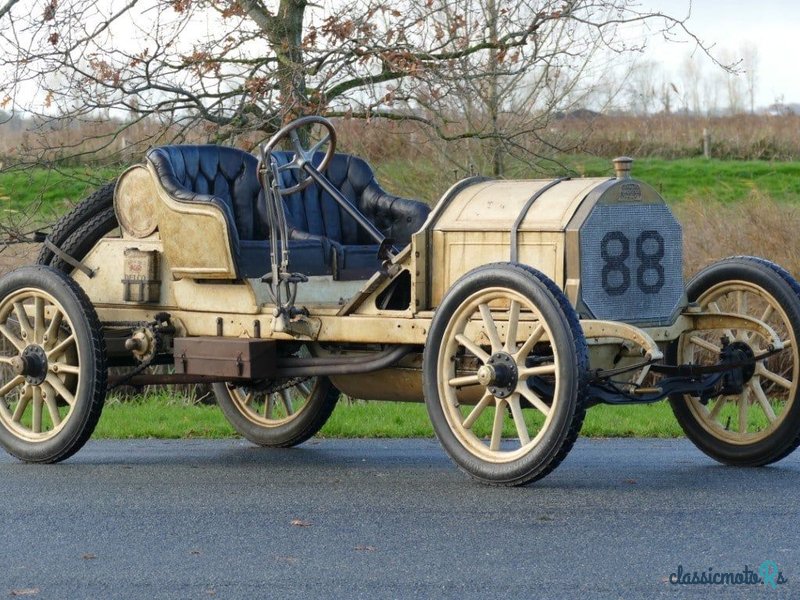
[703,128,711,159]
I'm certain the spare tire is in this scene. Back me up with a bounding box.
[37,181,117,269]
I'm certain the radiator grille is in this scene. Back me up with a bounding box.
[578,202,684,325]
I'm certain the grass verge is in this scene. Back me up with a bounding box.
[95,395,684,439]
[4,157,800,221]
[375,155,800,206]
[564,156,800,204]
[0,166,118,214]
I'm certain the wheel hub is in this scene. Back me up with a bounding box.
[479,352,518,399]
[12,345,49,386]
[719,339,756,395]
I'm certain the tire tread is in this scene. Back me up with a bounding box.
[37,182,116,267]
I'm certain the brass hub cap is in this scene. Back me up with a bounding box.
[476,364,495,387]
[16,345,49,386]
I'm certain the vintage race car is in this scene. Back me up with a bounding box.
[1,116,799,486]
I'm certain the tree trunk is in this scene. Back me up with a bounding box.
[486,0,503,177]
[265,0,308,123]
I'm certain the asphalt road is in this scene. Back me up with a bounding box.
[1,438,798,599]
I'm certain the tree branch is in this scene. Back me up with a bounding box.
[0,0,20,20]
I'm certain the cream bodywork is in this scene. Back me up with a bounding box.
[427,178,603,306]
[79,167,779,402]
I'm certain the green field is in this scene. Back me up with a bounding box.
[2,157,800,219]
[375,155,800,206]
[563,156,800,204]
[96,395,683,439]
[0,166,118,217]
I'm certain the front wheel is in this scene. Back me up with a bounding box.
[669,257,800,466]
[423,263,588,486]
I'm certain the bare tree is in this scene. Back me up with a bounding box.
[0,0,20,20]
[679,53,702,114]
[0,0,712,169]
[625,60,662,115]
[700,58,724,117]
[658,74,676,114]
[718,49,745,115]
[398,1,713,175]
[741,42,759,114]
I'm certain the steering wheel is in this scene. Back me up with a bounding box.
[260,115,337,196]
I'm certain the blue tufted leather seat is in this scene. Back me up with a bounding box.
[146,145,430,279]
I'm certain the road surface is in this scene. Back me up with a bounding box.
[1,438,798,599]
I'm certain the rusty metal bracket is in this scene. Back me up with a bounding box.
[44,238,95,278]
[282,315,322,340]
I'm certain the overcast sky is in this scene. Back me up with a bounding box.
[2,0,797,114]
[635,0,800,106]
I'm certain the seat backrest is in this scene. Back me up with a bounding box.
[147,145,267,242]
[274,152,375,245]
[147,145,429,247]
[274,153,429,246]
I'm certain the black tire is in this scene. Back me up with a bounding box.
[423,262,588,486]
[45,207,119,274]
[668,256,800,466]
[213,374,339,448]
[37,181,117,267]
[0,265,107,463]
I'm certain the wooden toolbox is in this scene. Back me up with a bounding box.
[173,337,277,379]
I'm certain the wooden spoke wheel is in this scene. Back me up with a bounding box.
[669,257,800,466]
[423,263,588,486]
[0,266,107,462]
[213,347,339,448]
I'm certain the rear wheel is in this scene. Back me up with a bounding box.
[213,347,339,447]
[0,266,107,462]
[423,263,588,486]
[669,257,800,466]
